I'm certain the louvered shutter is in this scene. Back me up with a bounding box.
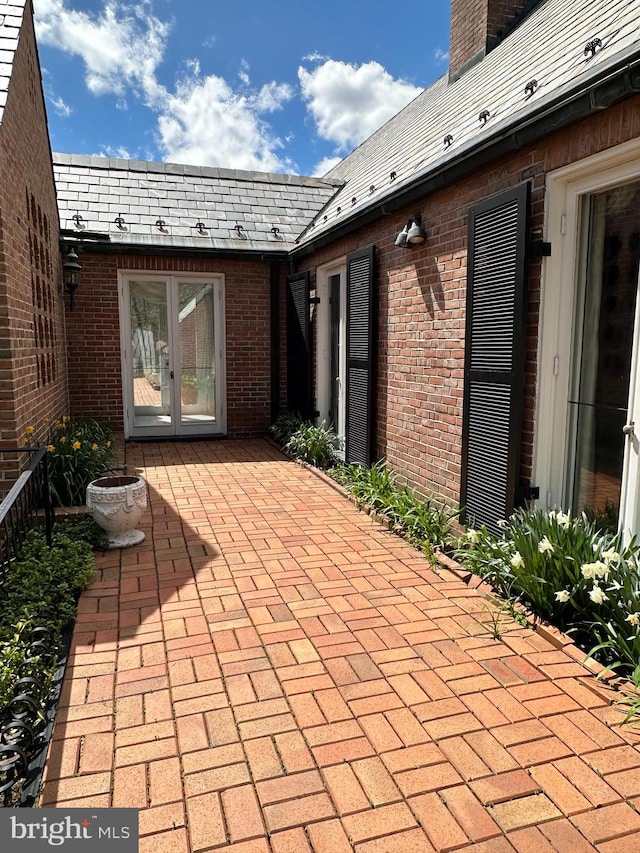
[346,245,375,465]
[286,271,312,418]
[460,182,530,534]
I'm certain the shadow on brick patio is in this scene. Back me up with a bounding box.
[40,438,640,852]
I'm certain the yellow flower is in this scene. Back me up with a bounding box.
[59,436,66,443]
[25,425,35,435]
[44,416,50,424]
[62,415,69,423]
[20,437,29,446]
[55,421,63,429]
[46,445,55,453]
[72,440,81,451]
[106,441,112,448]
[92,443,98,451]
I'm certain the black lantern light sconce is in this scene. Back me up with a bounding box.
[395,212,426,248]
[62,246,82,310]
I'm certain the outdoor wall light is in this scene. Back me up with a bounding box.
[62,246,82,310]
[395,213,426,248]
[395,219,412,248]
[406,212,427,245]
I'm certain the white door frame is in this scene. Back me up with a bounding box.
[534,138,640,535]
[118,270,226,439]
[315,257,347,445]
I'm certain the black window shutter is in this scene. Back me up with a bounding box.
[346,245,375,465]
[286,271,312,418]
[460,182,530,534]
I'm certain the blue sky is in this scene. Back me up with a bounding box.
[34,1,451,176]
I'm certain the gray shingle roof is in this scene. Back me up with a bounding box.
[298,0,640,246]
[53,154,341,252]
[0,1,27,125]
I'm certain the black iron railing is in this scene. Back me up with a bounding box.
[0,447,53,585]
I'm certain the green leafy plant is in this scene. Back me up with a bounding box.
[54,513,111,550]
[24,416,117,507]
[0,526,94,802]
[0,529,94,639]
[285,421,341,468]
[455,508,640,683]
[333,460,456,556]
[270,411,306,446]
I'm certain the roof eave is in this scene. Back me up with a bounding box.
[291,53,640,260]
[61,234,289,261]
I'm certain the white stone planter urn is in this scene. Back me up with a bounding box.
[86,475,148,548]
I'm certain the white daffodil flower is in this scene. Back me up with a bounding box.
[538,536,554,554]
[589,586,609,605]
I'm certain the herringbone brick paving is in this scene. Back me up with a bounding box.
[41,439,640,851]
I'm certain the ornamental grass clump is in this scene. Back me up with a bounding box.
[456,508,640,680]
[284,421,341,469]
[333,460,456,556]
[270,411,306,447]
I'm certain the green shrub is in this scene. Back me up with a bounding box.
[54,513,111,550]
[0,526,95,802]
[0,529,94,641]
[0,620,55,714]
[333,460,456,555]
[285,421,341,468]
[270,411,306,446]
[455,508,640,677]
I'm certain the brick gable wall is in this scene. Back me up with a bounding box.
[294,95,640,509]
[0,1,66,490]
[66,252,284,438]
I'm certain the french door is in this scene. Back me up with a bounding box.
[119,273,225,438]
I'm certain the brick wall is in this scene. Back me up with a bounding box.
[294,95,640,510]
[0,1,66,490]
[66,252,283,438]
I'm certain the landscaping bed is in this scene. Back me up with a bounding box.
[0,517,104,805]
[271,413,640,720]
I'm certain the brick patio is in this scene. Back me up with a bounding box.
[41,439,640,852]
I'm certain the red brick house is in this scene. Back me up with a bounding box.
[0,0,65,487]
[2,0,640,537]
[288,0,640,536]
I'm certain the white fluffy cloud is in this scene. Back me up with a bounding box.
[50,94,72,116]
[34,0,168,101]
[156,65,294,172]
[313,155,342,177]
[299,59,421,152]
[34,2,423,174]
[33,0,294,171]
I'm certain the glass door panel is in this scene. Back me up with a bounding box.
[568,179,640,530]
[129,280,172,430]
[178,282,217,427]
[329,273,341,433]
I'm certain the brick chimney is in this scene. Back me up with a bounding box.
[449,0,542,81]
